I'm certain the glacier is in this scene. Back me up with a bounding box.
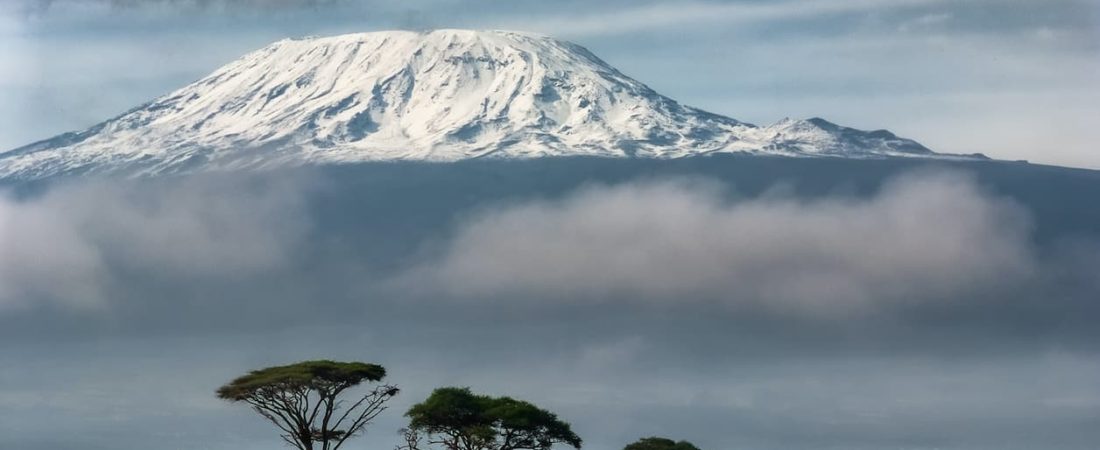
[0,29,982,179]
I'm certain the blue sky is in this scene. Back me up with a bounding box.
[1,0,1098,167]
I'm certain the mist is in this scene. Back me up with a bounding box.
[1,158,1099,450]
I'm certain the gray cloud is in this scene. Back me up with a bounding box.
[14,0,346,14]
[3,162,1095,345]
[0,161,1098,450]
[0,174,312,312]
[494,0,951,38]
[406,171,1035,316]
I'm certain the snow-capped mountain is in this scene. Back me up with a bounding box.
[0,29,976,179]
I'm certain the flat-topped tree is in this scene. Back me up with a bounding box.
[623,437,701,450]
[404,387,582,450]
[217,360,399,450]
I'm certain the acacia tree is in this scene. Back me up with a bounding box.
[403,387,582,450]
[623,437,701,450]
[217,360,399,450]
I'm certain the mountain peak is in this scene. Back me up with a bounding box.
[0,29,969,179]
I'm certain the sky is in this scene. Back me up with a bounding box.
[2,2,1100,450]
[0,0,1098,168]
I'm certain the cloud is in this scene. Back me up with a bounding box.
[11,0,346,14]
[495,0,950,38]
[0,163,1097,450]
[0,174,312,312]
[404,171,1035,316]
[897,11,953,32]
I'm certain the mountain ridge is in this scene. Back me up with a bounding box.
[0,29,984,179]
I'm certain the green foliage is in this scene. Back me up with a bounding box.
[405,387,582,450]
[623,437,701,450]
[216,360,397,450]
[216,360,386,401]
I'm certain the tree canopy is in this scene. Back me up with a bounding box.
[217,360,398,450]
[623,437,701,450]
[405,387,582,450]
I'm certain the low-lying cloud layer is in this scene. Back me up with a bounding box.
[0,168,1092,326]
[0,175,311,312]
[1,162,1099,450]
[411,172,1035,315]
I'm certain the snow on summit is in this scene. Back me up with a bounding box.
[0,29,968,179]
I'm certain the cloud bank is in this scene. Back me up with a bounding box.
[0,174,311,311]
[0,162,1098,450]
[409,172,1035,315]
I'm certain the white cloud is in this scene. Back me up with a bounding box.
[898,11,953,32]
[405,171,1035,316]
[0,175,312,311]
[495,0,949,38]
